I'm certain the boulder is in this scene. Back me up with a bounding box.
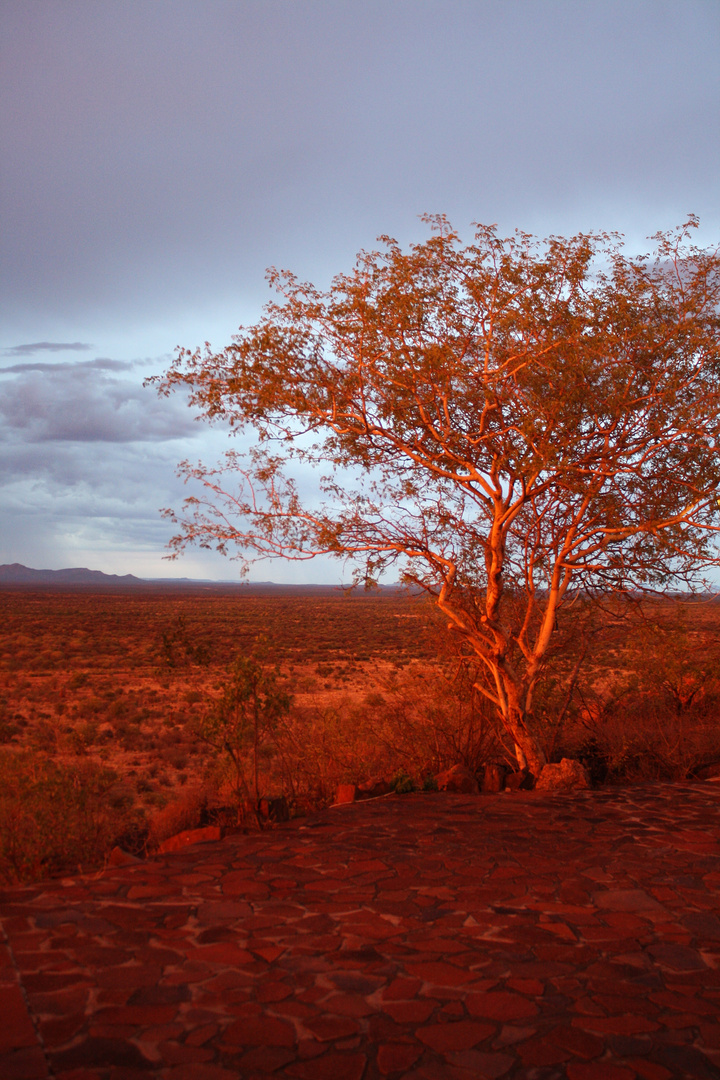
[357,777,391,798]
[334,783,357,805]
[434,763,480,794]
[535,757,591,792]
[505,768,534,791]
[107,846,142,867]
[157,825,223,854]
[482,763,506,793]
[258,796,290,821]
[695,761,720,781]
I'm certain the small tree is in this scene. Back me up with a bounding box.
[199,655,291,808]
[153,217,720,776]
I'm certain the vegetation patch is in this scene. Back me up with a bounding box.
[1,586,720,883]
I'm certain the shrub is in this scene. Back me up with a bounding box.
[0,750,143,883]
[361,663,502,777]
[391,770,415,794]
[569,603,720,780]
[196,653,291,806]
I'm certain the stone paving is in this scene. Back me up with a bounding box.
[2,783,720,1080]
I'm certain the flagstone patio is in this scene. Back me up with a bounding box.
[2,783,720,1079]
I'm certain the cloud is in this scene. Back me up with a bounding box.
[3,341,93,356]
[0,360,196,443]
[0,440,188,506]
[0,438,344,583]
[0,353,239,577]
[0,442,195,564]
[0,357,135,375]
[0,431,256,579]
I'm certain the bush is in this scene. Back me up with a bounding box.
[391,770,415,794]
[0,750,143,883]
[567,698,720,783]
[360,664,502,778]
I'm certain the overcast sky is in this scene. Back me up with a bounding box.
[1,0,718,581]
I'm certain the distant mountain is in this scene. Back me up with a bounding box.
[0,563,143,585]
[0,563,405,592]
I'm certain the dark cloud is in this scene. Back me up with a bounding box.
[4,342,93,356]
[0,439,215,574]
[0,361,195,443]
[0,438,190,498]
[0,435,344,582]
[0,357,135,375]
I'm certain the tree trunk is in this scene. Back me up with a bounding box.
[504,706,546,778]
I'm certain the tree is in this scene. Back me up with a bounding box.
[198,654,291,809]
[152,216,720,777]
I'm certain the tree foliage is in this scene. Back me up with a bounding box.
[153,217,720,775]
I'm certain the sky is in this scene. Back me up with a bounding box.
[1,0,719,582]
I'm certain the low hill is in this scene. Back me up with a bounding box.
[0,563,143,585]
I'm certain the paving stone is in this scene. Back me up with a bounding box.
[304,1014,359,1041]
[465,990,539,1021]
[0,985,38,1053]
[285,1050,367,1079]
[448,1048,514,1078]
[155,1041,215,1065]
[683,912,720,939]
[92,1004,178,1026]
[296,1036,327,1059]
[566,1064,637,1080]
[49,1037,154,1072]
[575,1015,661,1036]
[382,998,435,1023]
[626,1061,673,1080]
[327,971,385,994]
[552,1024,606,1060]
[0,1046,49,1079]
[416,1019,495,1053]
[165,1067,240,1080]
[594,890,666,912]
[699,1023,720,1049]
[404,960,478,986]
[94,965,163,990]
[517,1032,573,1067]
[322,993,377,1017]
[376,1041,423,1074]
[38,1012,86,1048]
[648,1042,720,1077]
[647,943,707,971]
[221,1014,296,1048]
[237,1045,296,1072]
[1,785,720,1079]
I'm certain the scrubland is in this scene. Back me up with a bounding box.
[1,585,720,883]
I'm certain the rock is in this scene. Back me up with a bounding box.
[107,846,141,867]
[482,764,506,793]
[434,763,480,794]
[505,768,534,791]
[258,796,290,821]
[334,783,357,804]
[535,757,591,791]
[695,761,720,781]
[357,777,391,798]
[157,825,223,853]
